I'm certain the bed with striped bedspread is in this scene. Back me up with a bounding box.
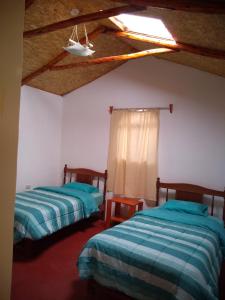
[78,208,225,300]
[14,186,102,243]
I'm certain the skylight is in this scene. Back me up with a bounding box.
[111,14,175,42]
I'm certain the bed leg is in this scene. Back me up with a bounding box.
[99,203,105,221]
[87,280,96,300]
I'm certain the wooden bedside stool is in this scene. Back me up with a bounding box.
[106,197,143,228]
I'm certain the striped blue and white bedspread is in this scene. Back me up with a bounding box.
[78,209,225,300]
[14,186,102,243]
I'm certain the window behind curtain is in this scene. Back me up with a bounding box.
[107,109,159,201]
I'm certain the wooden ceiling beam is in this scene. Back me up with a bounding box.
[111,0,225,14]
[22,51,68,85]
[49,48,175,70]
[22,27,105,85]
[110,30,225,60]
[23,5,145,38]
[25,0,35,10]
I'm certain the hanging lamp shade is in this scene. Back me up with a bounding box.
[64,24,95,57]
[64,39,95,56]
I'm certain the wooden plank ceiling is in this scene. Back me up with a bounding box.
[23,0,225,95]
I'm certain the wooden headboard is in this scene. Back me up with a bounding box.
[63,164,107,205]
[156,178,225,222]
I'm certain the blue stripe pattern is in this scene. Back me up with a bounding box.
[78,212,224,300]
[14,187,100,242]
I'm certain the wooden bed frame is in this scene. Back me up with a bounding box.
[156,177,225,223]
[88,178,225,300]
[63,164,107,211]
[87,178,225,298]
[14,165,107,257]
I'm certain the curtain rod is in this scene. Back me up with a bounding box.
[109,104,173,114]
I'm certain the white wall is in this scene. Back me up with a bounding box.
[62,57,225,192]
[16,86,63,192]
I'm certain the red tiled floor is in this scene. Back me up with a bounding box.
[11,218,225,300]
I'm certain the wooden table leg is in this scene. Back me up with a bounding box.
[115,202,121,217]
[105,199,112,228]
[128,205,136,218]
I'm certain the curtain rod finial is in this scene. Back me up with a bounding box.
[169,104,173,113]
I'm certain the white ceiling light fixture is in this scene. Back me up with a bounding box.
[63,24,95,57]
[64,8,95,56]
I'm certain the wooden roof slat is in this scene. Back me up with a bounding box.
[111,31,225,60]
[23,5,145,38]
[50,48,175,70]
[111,0,225,14]
[22,0,225,95]
[22,26,105,85]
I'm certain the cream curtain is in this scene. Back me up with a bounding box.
[107,109,159,201]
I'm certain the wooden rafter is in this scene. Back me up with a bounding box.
[111,0,225,14]
[110,30,225,60]
[50,48,174,70]
[23,5,145,38]
[22,27,105,85]
[25,0,35,10]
